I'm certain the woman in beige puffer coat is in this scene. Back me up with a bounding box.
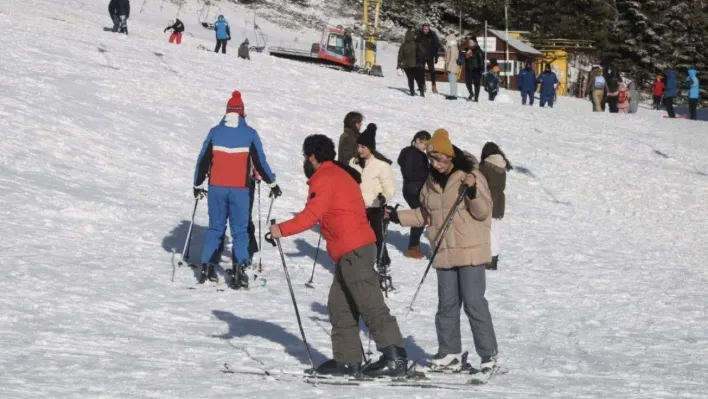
[349,123,395,288]
[387,129,498,372]
[443,33,460,100]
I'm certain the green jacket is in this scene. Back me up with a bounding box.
[337,127,359,165]
[479,154,507,219]
[397,30,421,69]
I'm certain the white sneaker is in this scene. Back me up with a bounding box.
[428,352,463,371]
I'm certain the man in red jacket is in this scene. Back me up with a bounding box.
[269,134,408,378]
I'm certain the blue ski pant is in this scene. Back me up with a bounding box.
[201,186,251,266]
[521,91,534,105]
[540,93,554,108]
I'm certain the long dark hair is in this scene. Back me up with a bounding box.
[481,142,513,171]
[411,130,431,146]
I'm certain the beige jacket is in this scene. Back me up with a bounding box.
[349,153,396,208]
[398,159,492,269]
[444,33,459,75]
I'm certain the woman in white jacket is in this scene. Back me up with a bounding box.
[349,123,396,290]
[443,33,460,100]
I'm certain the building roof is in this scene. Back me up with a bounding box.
[488,29,543,56]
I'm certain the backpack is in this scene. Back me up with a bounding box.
[594,76,606,89]
[456,51,464,66]
[618,90,627,103]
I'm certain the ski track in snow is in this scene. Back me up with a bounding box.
[1,0,708,398]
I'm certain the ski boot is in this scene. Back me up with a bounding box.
[360,345,411,378]
[198,264,218,284]
[308,359,361,377]
[426,351,469,372]
[480,355,497,372]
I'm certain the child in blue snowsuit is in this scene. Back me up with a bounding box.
[193,91,281,288]
[516,63,537,106]
[214,15,231,54]
[538,64,559,108]
[686,68,700,120]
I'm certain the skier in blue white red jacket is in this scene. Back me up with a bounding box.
[193,91,281,289]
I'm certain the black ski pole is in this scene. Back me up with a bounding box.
[406,186,467,315]
[265,220,317,378]
[305,230,322,288]
[178,189,206,267]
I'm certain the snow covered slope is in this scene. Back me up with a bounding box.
[1,0,708,398]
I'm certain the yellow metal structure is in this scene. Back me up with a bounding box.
[361,0,382,73]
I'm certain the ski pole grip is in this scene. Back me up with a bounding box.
[264,233,276,247]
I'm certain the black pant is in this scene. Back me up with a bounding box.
[403,192,424,249]
[366,207,390,269]
[404,67,425,95]
[215,39,227,54]
[489,91,498,102]
[688,98,698,120]
[465,70,481,101]
[425,59,436,86]
[606,96,619,113]
[652,95,662,110]
[663,97,675,118]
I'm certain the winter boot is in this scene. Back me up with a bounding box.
[360,345,408,378]
[199,264,218,284]
[419,88,425,98]
[487,256,498,271]
[427,352,464,371]
[432,84,438,94]
[310,359,361,376]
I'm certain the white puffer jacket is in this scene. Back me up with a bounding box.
[349,153,396,208]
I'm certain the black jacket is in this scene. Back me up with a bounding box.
[416,30,442,62]
[165,19,184,33]
[109,0,130,18]
[465,48,484,72]
[397,146,429,197]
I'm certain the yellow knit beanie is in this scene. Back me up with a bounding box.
[427,129,454,157]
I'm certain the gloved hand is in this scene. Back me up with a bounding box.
[465,185,477,200]
[385,206,400,224]
[377,193,387,207]
[269,185,282,198]
[193,186,206,199]
[227,36,232,41]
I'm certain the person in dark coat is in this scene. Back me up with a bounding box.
[398,30,426,97]
[537,64,559,108]
[416,24,443,94]
[663,68,678,118]
[338,111,363,165]
[483,59,501,101]
[164,19,185,45]
[238,38,250,60]
[516,63,537,105]
[397,131,431,259]
[108,0,130,34]
[479,142,512,271]
[463,39,485,102]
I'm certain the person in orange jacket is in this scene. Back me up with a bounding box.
[269,134,409,378]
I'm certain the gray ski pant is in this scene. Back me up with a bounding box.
[435,265,498,357]
[329,243,404,362]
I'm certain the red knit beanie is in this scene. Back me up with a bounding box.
[226,90,245,115]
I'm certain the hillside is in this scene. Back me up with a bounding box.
[1,0,708,398]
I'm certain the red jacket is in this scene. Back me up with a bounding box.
[278,161,375,262]
[653,80,665,96]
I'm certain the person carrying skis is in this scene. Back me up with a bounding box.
[348,124,396,291]
[193,91,281,288]
[269,134,410,378]
[416,23,443,94]
[238,38,250,60]
[479,142,512,271]
[516,62,537,106]
[538,64,559,108]
[108,0,130,34]
[164,18,185,45]
[337,111,363,165]
[385,129,499,374]
[686,68,700,120]
[214,15,231,54]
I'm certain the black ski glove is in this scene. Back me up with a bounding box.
[269,185,282,198]
[466,184,477,200]
[385,206,400,224]
[193,187,206,199]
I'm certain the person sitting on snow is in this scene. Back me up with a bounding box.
[193,91,281,289]
[238,38,250,60]
[483,59,501,102]
[164,19,185,45]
